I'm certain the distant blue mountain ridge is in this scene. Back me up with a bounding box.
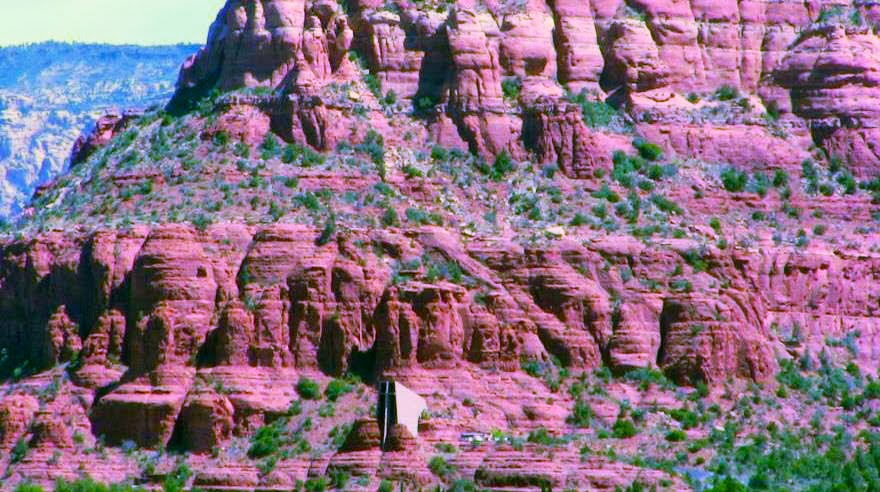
[0,42,199,219]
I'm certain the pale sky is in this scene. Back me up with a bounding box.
[0,0,225,46]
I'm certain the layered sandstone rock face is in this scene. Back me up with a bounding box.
[775,21,880,177]
[7,0,880,490]
[165,0,880,174]
[3,224,879,443]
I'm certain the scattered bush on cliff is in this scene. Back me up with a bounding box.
[424,256,467,284]
[316,214,337,246]
[817,5,845,23]
[566,90,619,128]
[162,462,192,492]
[191,213,213,232]
[612,417,638,438]
[428,455,457,479]
[248,423,284,458]
[304,477,329,492]
[381,207,400,227]
[281,143,325,167]
[501,76,522,102]
[567,399,594,428]
[406,207,443,226]
[260,133,281,160]
[356,130,386,177]
[478,151,516,181]
[13,484,44,492]
[297,377,322,400]
[714,85,739,101]
[624,367,675,391]
[329,469,350,489]
[364,72,382,100]
[11,436,28,463]
[720,167,748,192]
[414,94,439,113]
[650,194,682,215]
[633,138,663,161]
[325,378,354,401]
[665,429,687,442]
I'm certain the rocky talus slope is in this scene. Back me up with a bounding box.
[4,1,880,491]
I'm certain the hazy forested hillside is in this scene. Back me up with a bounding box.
[0,42,198,219]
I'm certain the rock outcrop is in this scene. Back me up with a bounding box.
[159,0,878,175]
[776,21,880,176]
[3,222,878,456]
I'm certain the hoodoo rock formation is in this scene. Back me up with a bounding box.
[5,0,880,490]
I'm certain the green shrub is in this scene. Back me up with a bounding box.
[751,172,770,197]
[567,90,619,128]
[295,192,322,211]
[612,151,646,187]
[14,483,44,492]
[430,145,450,162]
[633,138,663,161]
[234,142,251,158]
[765,101,781,121]
[715,85,739,101]
[403,164,423,178]
[406,207,442,226]
[425,260,466,284]
[297,377,322,400]
[212,131,229,147]
[281,144,302,164]
[414,95,439,113]
[382,207,400,227]
[624,367,674,390]
[260,133,281,160]
[329,469,350,489]
[592,183,621,203]
[364,73,382,99]
[54,478,143,492]
[568,399,593,428]
[435,442,458,453]
[646,164,664,180]
[720,167,748,192]
[669,407,699,429]
[325,378,354,402]
[428,455,456,479]
[650,194,683,215]
[612,418,638,438]
[163,463,192,492]
[378,480,394,492]
[772,169,788,187]
[837,171,856,194]
[287,399,303,416]
[304,477,328,492]
[248,424,283,458]
[357,130,385,178]
[706,477,747,492]
[501,77,522,101]
[11,436,28,463]
[383,90,398,107]
[570,213,589,227]
[681,249,708,272]
[666,429,687,442]
[490,151,516,181]
[317,215,337,246]
[527,427,565,446]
